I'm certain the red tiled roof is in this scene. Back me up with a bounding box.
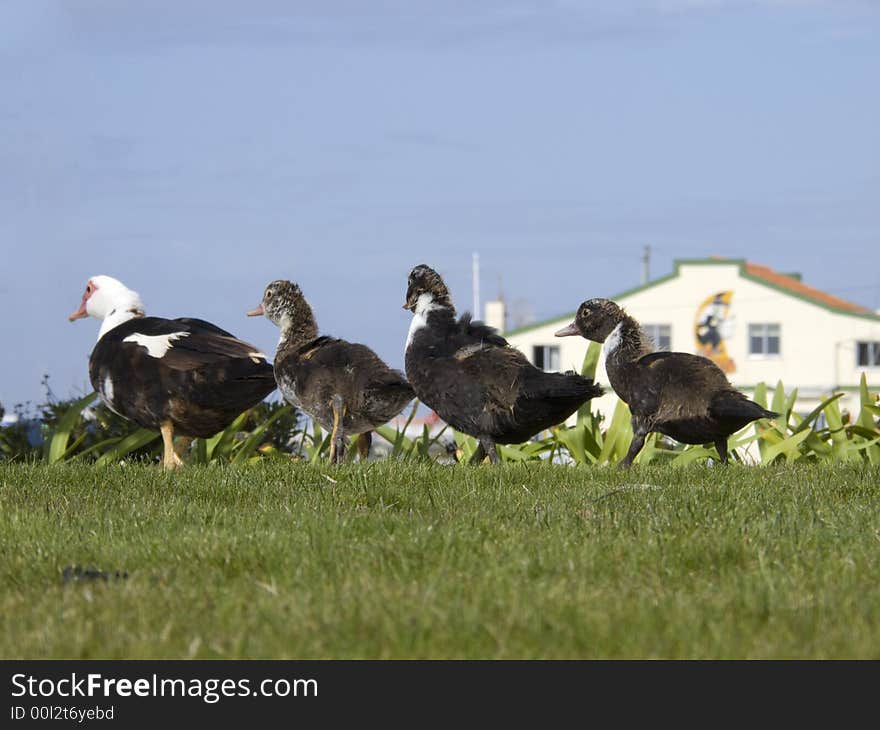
[745,262,870,314]
[711,257,871,314]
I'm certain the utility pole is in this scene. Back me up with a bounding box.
[472,252,480,317]
[641,245,651,285]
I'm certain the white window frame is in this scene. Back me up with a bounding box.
[856,341,880,369]
[532,344,561,372]
[748,323,782,359]
[642,323,672,351]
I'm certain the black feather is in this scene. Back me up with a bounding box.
[405,304,602,447]
[89,316,276,438]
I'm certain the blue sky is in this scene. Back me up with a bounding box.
[2,1,878,409]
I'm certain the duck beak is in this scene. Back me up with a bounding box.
[554,322,579,337]
[68,300,88,322]
[246,304,264,317]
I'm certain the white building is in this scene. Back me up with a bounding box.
[498,257,880,421]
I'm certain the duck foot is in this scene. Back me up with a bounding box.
[469,438,500,465]
[357,432,372,460]
[161,421,184,470]
[468,443,486,465]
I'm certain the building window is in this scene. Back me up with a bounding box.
[748,323,781,356]
[533,345,561,372]
[857,341,880,368]
[642,324,672,351]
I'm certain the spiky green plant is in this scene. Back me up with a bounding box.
[375,401,454,462]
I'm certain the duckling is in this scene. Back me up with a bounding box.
[404,265,603,464]
[555,298,778,466]
[248,280,414,463]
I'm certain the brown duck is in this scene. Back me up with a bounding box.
[555,298,777,466]
[248,280,414,463]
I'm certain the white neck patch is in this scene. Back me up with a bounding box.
[98,307,141,340]
[123,331,189,358]
[405,293,439,351]
[604,322,624,355]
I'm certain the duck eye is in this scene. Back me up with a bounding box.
[266,291,273,299]
[86,286,92,294]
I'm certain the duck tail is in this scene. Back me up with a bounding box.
[710,390,778,422]
[574,376,605,400]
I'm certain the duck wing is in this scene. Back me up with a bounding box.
[453,346,600,442]
[152,320,270,371]
[455,313,509,349]
[447,313,525,407]
[633,351,745,420]
[172,317,237,338]
[456,346,529,411]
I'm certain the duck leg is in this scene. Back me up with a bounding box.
[481,437,501,465]
[619,416,651,469]
[356,432,372,460]
[328,395,347,464]
[173,436,192,464]
[714,438,730,465]
[468,442,486,465]
[618,434,645,469]
[160,420,183,470]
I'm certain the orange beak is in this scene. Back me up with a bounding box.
[68,298,89,322]
[70,280,96,322]
[246,304,264,317]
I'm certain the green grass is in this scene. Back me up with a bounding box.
[1,461,878,659]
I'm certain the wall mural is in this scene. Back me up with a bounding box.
[694,291,736,373]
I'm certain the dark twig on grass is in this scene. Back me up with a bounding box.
[61,565,129,583]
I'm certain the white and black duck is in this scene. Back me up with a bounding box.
[403,264,603,464]
[248,280,414,463]
[555,298,778,466]
[69,275,276,469]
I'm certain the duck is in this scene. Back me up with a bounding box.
[69,275,277,469]
[248,280,414,463]
[403,264,603,464]
[554,298,778,466]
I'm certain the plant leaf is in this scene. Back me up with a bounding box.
[46,392,97,464]
[95,429,160,466]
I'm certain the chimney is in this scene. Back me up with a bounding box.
[484,299,506,333]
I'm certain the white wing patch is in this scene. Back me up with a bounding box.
[99,375,124,416]
[249,352,266,363]
[102,375,114,403]
[123,331,190,358]
[604,322,623,355]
